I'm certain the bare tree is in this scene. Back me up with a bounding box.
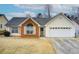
[77,8,79,17]
[45,4,52,18]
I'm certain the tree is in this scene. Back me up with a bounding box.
[64,13,71,19]
[36,13,43,18]
[45,4,52,18]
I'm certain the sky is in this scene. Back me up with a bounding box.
[0,4,79,20]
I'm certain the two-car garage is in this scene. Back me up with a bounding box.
[45,13,75,37]
[45,27,75,37]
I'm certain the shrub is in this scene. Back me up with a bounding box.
[0,30,6,35]
[4,31,10,37]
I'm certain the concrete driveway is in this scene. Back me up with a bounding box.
[49,38,79,54]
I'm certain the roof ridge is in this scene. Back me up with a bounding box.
[0,14,8,21]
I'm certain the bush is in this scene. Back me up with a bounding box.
[4,31,10,37]
[0,30,5,35]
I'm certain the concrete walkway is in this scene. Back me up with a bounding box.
[49,38,79,54]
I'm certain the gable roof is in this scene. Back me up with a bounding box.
[6,13,79,27]
[45,13,76,26]
[19,18,41,26]
[0,14,8,21]
[33,18,50,26]
[6,17,26,27]
[6,17,50,27]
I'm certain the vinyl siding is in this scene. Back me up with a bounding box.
[0,16,7,30]
[45,15,75,37]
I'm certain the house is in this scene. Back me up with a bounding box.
[5,17,49,37]
[0,14,8,31]
[5,13,79,37]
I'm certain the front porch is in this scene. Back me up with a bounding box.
[20,18,40,38]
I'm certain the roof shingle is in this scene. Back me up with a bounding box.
[6,17,50,27]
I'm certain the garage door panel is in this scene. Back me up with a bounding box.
[46,29,75,37]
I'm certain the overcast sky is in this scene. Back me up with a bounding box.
[0,4,79,20]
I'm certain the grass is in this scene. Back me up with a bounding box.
[0,37,56,54]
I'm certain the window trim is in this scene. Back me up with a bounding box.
[26,24,34,35]
[50,27,71,29]
[12,27,18,33]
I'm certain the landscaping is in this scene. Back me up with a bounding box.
[0,30,10,37]
[0,30,5,35]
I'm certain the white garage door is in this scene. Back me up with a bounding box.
[46,27,75,37]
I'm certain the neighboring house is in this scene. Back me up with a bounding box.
[5,13,79,37]
[73,20,79,36]
[0,14,8,30]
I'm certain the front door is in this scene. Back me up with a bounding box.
[40,27,44,37]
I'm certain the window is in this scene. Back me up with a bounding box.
[50,27,71,29]
[26,24,34,34]
[41,28,44,31]
[0,24,2,28]
[12,27,18,33]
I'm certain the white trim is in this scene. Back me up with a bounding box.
[19,17,40,26]
[5,27,21,36]
[19,18,29,26]
[11,33,20,36]
[12,27,18,33]
[31,18,40,26]
[39,27,40,37]
[11,27,21,36]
